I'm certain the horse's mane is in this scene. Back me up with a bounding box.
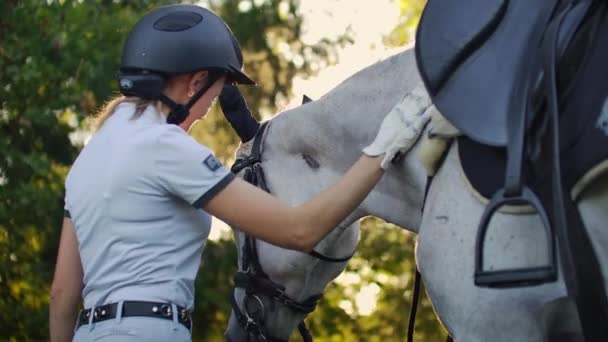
[268,47,422,155]
[319,47,417,104]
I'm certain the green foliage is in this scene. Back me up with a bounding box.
[0,0,162,339]
[302,218,448,341]
[0,0,447,341]
[194,238,238,340]
[384,0,427,47]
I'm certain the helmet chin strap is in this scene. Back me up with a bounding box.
[159,72,224,125]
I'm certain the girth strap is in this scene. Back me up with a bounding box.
[542,3,608,339]
[297,322,313,342]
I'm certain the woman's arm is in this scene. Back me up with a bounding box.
[205,155,383,252]
[206,87,431,252]
[50,218,84,342]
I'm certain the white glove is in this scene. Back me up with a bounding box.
[363,84,432,169]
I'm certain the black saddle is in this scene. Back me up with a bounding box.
[415,0,608,340]
[417,0,594,146]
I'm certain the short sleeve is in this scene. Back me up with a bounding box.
[154,127,235,208]
[63,172,72,218]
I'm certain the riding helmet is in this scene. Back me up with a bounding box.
[119,4,256,86]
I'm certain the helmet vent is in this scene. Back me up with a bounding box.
[153,11,203,32]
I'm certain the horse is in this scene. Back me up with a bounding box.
[223,47,429,341]
[223,47,608,341]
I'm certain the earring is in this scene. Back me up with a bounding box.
[187,90,194,97]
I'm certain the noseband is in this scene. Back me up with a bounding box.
[229,121,355,342]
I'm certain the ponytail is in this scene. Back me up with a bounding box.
[92,96,158,131]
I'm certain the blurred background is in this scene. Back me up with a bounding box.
[0,0,449,340]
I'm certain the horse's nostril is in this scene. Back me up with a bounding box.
[302,154,320,169]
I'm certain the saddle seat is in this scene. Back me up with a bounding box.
[458,9,608,203]
[417,0,608,202]
[417,0,591,147]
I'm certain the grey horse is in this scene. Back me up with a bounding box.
[223,47,608,341]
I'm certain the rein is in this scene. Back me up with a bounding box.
[229,121,354,342]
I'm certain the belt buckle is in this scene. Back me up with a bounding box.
[178,308,190,322]
[93,305,111,321]
[78,309,91,326]
[152,304,173,317]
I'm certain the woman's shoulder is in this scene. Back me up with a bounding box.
[152,123,192,142]
[151,124,213,156]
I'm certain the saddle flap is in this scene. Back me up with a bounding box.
[416,0,560,146]
[415,0,506,96]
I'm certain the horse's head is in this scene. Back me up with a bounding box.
[224,47,431,341]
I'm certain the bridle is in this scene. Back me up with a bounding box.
[229,121,355,342]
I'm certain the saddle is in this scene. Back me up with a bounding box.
[415,0,608,340]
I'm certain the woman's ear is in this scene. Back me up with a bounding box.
[189,70,209,94]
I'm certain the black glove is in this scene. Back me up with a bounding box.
[219,84,260,142]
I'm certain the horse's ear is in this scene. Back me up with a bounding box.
[302,95,313,104]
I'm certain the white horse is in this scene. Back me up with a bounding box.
[223,47,608,341]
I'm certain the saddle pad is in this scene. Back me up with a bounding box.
[416,0,559,146]
[459,12,608,200]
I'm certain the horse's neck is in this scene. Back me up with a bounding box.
[265,47,429,232]
[268,47,421,155]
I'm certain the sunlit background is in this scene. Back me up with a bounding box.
[0,0,449,340]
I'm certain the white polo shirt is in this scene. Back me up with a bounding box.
[64,102,234,309]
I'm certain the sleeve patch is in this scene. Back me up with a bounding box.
[203,155,222,172]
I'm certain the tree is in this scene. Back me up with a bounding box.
[303,218,448,341]
[0,1,156,339]
[0,0,348,340]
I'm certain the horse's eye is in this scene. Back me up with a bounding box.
[302,154,320,169]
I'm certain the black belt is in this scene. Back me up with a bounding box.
[77,301,192,330]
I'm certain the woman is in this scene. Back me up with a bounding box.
[49,4,425,342]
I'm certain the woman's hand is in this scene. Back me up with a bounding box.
[363,84,432,169]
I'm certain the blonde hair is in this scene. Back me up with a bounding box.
[93,96,159,131]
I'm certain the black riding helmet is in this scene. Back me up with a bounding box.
[118,4,256,125]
